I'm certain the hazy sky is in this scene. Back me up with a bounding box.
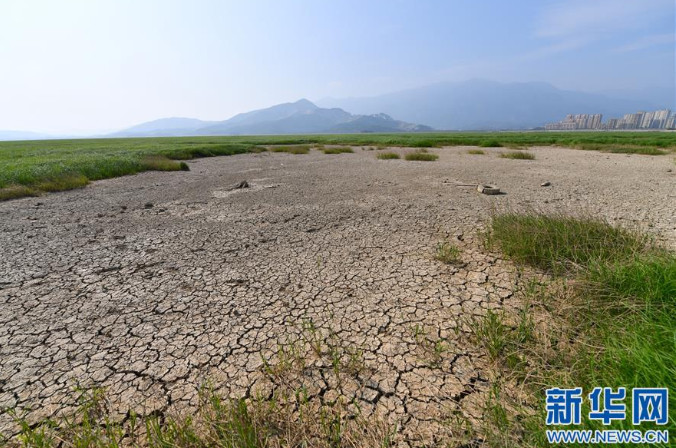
[1,0,674,133]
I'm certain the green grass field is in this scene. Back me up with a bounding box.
[480,213,675,446]
[1,132,675,200]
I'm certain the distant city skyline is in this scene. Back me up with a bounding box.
[1,0,674,133]
[545,109,675,130]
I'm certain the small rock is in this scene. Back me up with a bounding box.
[144,202,154,209]
[541,181,551,187]
[477,184,500,195]
[232,180,250,190]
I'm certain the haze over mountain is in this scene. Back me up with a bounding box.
[318,79,662,130]
[2,80,672,141]
[114,117,218,138]
[0,130,57,141]
[112,99,431,137]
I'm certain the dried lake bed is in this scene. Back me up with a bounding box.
[1,145,674,444]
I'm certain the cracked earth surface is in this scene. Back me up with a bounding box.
[1,146,675,444]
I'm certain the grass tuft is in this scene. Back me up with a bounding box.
[577,143,668,155]
[141,155,190,171]
[376,152,400,160]
[486,213,649,274]
[36,174,90,193]
[269,145,311,154]
[0,185,39,200]
[435,241,462,264]
[404,151,438,161]
[499,151,535,160]
[322,146,353,154]
[467,149,485,155]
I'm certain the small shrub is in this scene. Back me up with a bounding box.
[405,151,438,161]
[467,149,485,155]
[377,152,400,160]
[435,241,461,264]
[500,151,535,160]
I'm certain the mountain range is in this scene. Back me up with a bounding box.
[318,79,666,130]
[110,99,431,138]
[1,79,671,140]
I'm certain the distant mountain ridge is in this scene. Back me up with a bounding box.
[113,117,218,137]
[112,99,431,137]
[318,79,661,130]
[0,130,54,141]
[3,79,669,141]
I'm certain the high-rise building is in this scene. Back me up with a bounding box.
[545,109,673,130]
[544,113,602,130]
[666,113,676,129]
[652,109,671,129]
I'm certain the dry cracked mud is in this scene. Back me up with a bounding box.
[1,146,675,444]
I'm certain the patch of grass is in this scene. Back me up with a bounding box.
[248,146,269,153]
[322,146,353,154]
[376,152,400,160]
[5,319,394,447]
[586,253,676,305]
[269,145,311,154]
[404,151,438,161]
[1,131,673,200]
[0,139,253,201]
[577,143,668,155]
[479,140,503,148]
[410,139,436,148]
[35,174,90,193]
[476,213,676,446]
[470,307,534,364]
[410,324,450,368]
[5,386,394,448]
[162,143,252,159]
[499,151,535,160]
[0,185,39,200]
[141,155,190,171]
[486,213,649,275]
[435,241,462,264]
[467,149,485,155]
